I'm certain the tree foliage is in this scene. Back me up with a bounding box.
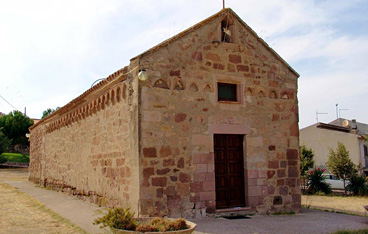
[307,168,332,194]
[300,145,315,177]
[300,145,315,192]
[347,174,368,196]
[0,111,33,147]
[0,127,11,156]
[326,142,357,194]
[41,107,60,119]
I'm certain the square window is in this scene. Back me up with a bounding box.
[218,83,237,102]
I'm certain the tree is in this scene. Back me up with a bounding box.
[0,111,33,148]
[300,145,314,191]
[41,107,60,119]
[0,127,11,155]
[326,142,357,195]
[307,168,331,194]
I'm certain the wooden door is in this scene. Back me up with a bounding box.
[214,134,245,209]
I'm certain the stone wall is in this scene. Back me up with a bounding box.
[29,70,141,212]
[137,11,300,217]
[29,9,300,218]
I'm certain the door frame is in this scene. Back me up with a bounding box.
[214,134,247,209]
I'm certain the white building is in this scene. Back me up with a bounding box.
[300,119,368,175]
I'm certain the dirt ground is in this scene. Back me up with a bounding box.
[302,194,368,216]
[0,168,87,234]
[1,168,368,234]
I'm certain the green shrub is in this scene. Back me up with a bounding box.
[0,153,29,163]
[0,155,7,164]
[93,208,189,232]
[135,217,188,232]
[307,168,332,195]
[93,208,137,230]
[346,174,368,196]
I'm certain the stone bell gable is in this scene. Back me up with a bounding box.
[29,8,300,218]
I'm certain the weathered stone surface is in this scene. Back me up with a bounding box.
[174,113,187,123]
[287,149,298,160]
[152,177,167,187]
[143,147,157,158]
[179,173,191,183]
[159,146,172,157]
[205,52,220,62]
[157,168,170,175]
[229,54,241,63]
[29,9,300,218]
[192,52,202,61]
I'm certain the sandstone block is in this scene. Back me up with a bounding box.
[237,65,249,72]
[192,52,202,61]
[286,149,298,160]
[190,182,203,192]
[229,54,241,63]
[179,173,191,183]
[177,183,190,196]
[277,169,286,178]
[205,52,220,62]
[143,147,157,158]
[177,157,184,168]
[157,168,170,175]
[159,146,172,157]
[268,160,278,169]
[200,191,215,201]
[152,177,167,187]
[164,186,176,196]
[174,113,187,123]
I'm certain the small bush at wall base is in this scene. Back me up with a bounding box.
[93,208,189,232]
[93,208,137,230]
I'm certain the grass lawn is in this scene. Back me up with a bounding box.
[0,153,29,163]
[332,229,368,234]
[302,194,368,216]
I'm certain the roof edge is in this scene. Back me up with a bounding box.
[30,66,131,130]
[131,8,299,78]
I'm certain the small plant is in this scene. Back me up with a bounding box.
[94,208,189,232]
[346,174,368,196]
[0,155,7,164]
[93,207,137,230]
[307,168,332,195]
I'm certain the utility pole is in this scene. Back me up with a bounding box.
[223,0,225,9]
[335,103,338,119]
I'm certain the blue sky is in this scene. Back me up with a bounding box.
[0,0,367,128]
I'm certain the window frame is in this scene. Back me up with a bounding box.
[217,82,238,102]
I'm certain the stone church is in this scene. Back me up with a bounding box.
[29,8,301,218]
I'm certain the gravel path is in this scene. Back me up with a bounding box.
[191,209,367,234]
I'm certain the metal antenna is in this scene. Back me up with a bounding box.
[339,109,349,118]
[316,110,328,123]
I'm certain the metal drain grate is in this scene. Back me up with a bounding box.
[222,215,251,220]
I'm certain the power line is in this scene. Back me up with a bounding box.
[0,94,21,112]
